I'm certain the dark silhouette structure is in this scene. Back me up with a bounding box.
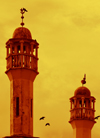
[4,9,39,138]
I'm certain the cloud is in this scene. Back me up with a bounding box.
[72,14,100,28]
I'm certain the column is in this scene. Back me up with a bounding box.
[31,42,34,69]
[90,98,92,108]
[77,100,80,118]
[14,45,17,54]
[27,55,29,67]
[36,46,39,58]
[85,100,88,118]
[77,99,79,108]
[7,47,9,56]
[10,42,13,54]
[74,98,76,119]
[10,42,13,68]
[93,100,95,118]
[6,46,9,69]
[74,98,76,108]
[90,98,92,119]
[93,100,95,110]
[82,97,84,117]
[35,46,38,71]
[82,97,84,107]
[20,40,24,67]
[31,42,34,55]
[70,99,72,110]
[20,40,24,53]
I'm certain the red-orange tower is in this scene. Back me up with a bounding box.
[4,9,39,138]
[69,80,96,138]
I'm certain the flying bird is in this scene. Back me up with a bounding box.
[94,115,100,119]
[39,116,45,120]
[45,123,50,126]
[23,8,28,12]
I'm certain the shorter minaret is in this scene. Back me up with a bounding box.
[69,75,96,138]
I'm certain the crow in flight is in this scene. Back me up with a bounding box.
[39,116,45,120]
[94,115,100,119]
[45,123,50,126]
[23,8,28,12]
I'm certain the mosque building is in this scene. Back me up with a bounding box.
[3,8,97,138]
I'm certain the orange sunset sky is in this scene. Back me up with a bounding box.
[0,0,100,138]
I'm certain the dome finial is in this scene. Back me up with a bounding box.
[20,8,28,27]
[81,74,86,86]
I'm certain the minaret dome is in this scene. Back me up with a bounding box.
[74,86,91,97]
[13,27,32,39]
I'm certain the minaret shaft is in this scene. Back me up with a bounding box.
[71,120,94,138]
[10,78,33,136]
[6,68,37,136]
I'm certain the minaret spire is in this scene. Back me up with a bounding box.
[81,74,86,86]
[20,8,28,27]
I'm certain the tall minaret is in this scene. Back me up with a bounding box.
[69,75,96,138]
[5,9,39,138]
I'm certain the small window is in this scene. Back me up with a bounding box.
[16,97,19,117]
[31,99,33,117]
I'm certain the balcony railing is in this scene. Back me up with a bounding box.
[6,54,38,71]
[70,107,95,121]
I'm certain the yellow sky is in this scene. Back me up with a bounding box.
[0,0,100,138]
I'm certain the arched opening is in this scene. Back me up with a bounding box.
[12,47,14,54]
[91,100,94,109]
[72,99,74,109]
[33,48,36,55]
[79,100,82,107]
[17,45,20,53]
[84,100,86,107]
[28,45,31,54]
[23,45,26,53]
[30,56,31,68]
[12,56,14,67]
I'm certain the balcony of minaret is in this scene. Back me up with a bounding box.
[69,96,95,122]
[6,40,39,72]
